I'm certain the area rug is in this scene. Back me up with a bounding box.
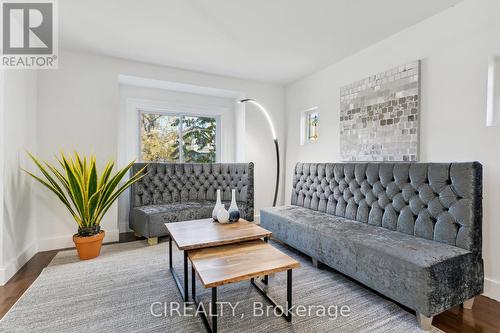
[0,240,443,332]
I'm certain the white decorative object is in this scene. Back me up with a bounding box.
[216,204,230,224]
[212,189,223,221]
[228,189,240,222]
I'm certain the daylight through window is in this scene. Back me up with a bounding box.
[140,112,217,163]
[306,110,319,142]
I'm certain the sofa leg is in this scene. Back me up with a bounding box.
[312,258,323,269]
[147,237,158,246]
[416,313,433,331]
[463,297,475,309]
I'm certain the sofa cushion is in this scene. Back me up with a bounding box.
[131,202,249,237]
[261,205,483,316]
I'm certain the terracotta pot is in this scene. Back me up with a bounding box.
[73,230,105,260]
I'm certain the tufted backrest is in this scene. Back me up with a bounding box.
[291,162,482,255]
[130,162,254,208]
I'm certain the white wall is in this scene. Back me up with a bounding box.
[36,50,285,250]
[0,70,4,281]
[285,0,500,300]
[0,70,38,284]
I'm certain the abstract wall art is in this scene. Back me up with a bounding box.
[340,61,420,161]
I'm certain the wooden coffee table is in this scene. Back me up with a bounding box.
[165,218,272,302]
[189,239,300,333]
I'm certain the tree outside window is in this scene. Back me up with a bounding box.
[140,112,217,163]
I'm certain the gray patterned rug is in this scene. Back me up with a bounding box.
[0,240,443,332]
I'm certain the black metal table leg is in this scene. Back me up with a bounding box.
[192,265,196,300]
[286,269,292,322]
[169,236,189,302]
[262,237,269,285]
[192,268,218,333]
[169,235,172,268]
[184,251,189,301]
[212,287,217,333]
[251,269,293,322]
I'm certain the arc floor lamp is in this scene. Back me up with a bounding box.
[239,98,279,207]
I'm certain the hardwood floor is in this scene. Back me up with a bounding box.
[1,233,499,333]
[0,250,58,319]
[433,297,500,333]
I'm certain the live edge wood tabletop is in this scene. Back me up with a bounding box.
[188,239,300,288]
[165,218,272,250]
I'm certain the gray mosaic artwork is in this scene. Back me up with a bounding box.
[340,61,420,161]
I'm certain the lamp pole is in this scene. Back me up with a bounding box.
[239,99,279,207]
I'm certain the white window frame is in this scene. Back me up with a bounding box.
[300,107,319,145]
[487,56,500,127]
[137,106,222,163]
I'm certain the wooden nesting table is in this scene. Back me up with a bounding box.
[165,218,300,333]
[165,218,272,302]
[189,239,300,333]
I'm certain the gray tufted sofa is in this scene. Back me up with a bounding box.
[261,162,483,330]
[129,162,254,244]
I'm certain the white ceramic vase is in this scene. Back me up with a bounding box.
[216,204,230,224]
[212,189,223,221]
[228,189,240,222]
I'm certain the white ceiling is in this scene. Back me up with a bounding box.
[60,0,462,84]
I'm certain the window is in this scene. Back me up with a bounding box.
[140,111,218,162]
[487,56,500,127]
[306,110,319,142]
[301,108,319,144]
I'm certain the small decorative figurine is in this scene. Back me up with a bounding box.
[216,204,230,224]
[212,189,223,221]
[228,189,240,222]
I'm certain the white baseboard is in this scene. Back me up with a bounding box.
[484,277,500,301]
[119,220,132,233]
[1,230,120,285]
[37,229,120,252]
[0,241,38,286]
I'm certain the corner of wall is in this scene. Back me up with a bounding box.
[485,277,500,302]
[0,241,38,286]
[1,70,40,284]
[0,69,5,276]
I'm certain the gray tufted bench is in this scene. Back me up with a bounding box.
[260,162,483,330]
[129,162,254,244]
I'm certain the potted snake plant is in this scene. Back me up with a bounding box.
[24,152,147,260]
